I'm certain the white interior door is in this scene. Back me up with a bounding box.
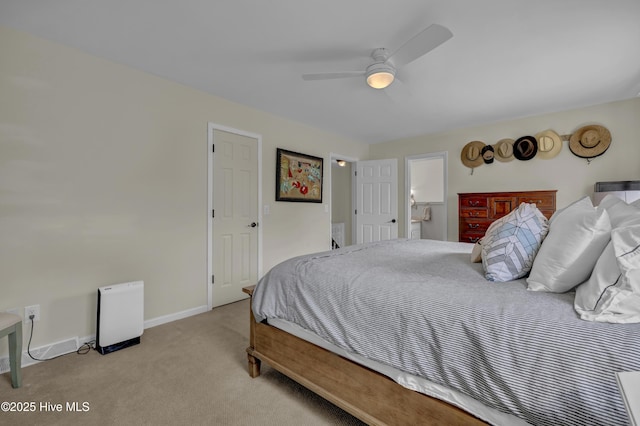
[210,128,259,307]
[355,159,398,243]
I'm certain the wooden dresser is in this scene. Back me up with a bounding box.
[458,190,557,243]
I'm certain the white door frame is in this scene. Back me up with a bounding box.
[404,151,448,241]
[329,152,359,246]
[207,122,263,310]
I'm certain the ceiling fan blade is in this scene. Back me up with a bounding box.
[302,71,365,81]
[384,77,412,103]
[388,23,453,68]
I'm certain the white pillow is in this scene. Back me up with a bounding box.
[527,196,611,293]
[575,224,640,323]
[598,194,640,227]
[481,203,549,282]
[574,241,617,317]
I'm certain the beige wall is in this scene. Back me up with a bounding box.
[371,97,640,240]
[0,27,369,355]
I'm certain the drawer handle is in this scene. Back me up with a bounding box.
[468,211,479,217]
[468,237,479,243]
[468,200,480,206]
[468,223,480,229]
[524,199,542,204]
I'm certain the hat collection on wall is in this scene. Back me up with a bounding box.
[460,124,611,173]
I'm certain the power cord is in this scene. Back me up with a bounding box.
[27,315,95,361]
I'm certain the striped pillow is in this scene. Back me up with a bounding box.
[482,203,549,282]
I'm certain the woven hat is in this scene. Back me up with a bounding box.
[513,136,538,161]
[461,141,485,168]
[493,138,514,162]
[569,125,611,159]
[535,129,563,159]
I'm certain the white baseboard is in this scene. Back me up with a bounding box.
[0,337,79,373]
[0,304,209,374]
[143,305,208,329]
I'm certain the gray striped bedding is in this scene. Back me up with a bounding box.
[252,239,640,426]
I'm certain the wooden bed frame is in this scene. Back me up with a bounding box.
[243,286,486,426]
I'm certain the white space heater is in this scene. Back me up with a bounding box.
[96,281,144,355]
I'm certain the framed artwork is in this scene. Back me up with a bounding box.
[276,148,323,203]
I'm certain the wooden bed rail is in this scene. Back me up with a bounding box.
[242,285,486,426]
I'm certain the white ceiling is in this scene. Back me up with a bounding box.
[2,0,639,144]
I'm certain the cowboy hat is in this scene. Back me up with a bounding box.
[493,138,514,162]
[569,125,611,159]
[535,129,563,159]
[461,141,485,168]
[513,136,538,161]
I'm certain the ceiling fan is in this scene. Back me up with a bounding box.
[301,23,453,90]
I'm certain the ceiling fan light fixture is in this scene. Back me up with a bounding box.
[366,63,395,89]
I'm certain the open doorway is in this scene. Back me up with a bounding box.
[405,152,447,241]
[330,153,357,248]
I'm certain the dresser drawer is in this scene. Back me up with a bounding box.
[459,219,491,233]
[460,196,488,208]
[517,194,555,210]
[459,233,483,244]
[459,209,488,218]
[539,209,555,220]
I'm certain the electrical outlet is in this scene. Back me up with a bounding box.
[25,304,40,322]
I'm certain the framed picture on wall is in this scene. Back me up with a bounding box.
[276,148,323,203]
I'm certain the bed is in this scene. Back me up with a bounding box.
[244,238,640,426]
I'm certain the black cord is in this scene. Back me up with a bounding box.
[27,316,95,361]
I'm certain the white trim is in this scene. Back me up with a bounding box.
[143,304,209,329]
[329,153,359,247]
[207,122,263,310]
[405,151,448,241]
[0,336,78,373]
[0,304,210,374]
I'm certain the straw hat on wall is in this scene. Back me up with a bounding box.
[535,130,563,159]
[569,125,611,159]
[461,141,485,168]
[493,138,514,162]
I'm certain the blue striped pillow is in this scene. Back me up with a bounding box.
[482,203,549,282]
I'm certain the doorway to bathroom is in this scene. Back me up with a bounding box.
[405,152,447,241]
[330,153,357,248]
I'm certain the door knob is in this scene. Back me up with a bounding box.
[387,219,397,223]
[248,222,258,228]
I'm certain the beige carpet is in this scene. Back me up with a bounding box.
[0,299,365,425]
